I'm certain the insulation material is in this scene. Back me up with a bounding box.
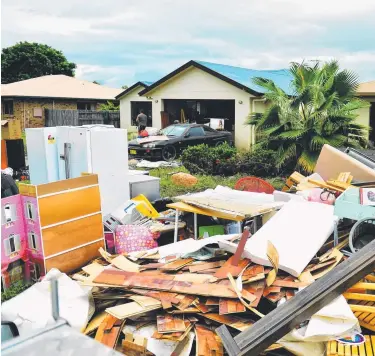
[244,201,336,276]
[1,269,94,335]
[279,296,360,355]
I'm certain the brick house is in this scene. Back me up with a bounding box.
[1,75,122,130]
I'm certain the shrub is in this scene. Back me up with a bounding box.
[181,143,237,175]
[237,149,280,177]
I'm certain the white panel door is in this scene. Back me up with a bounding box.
[26,128,59,184]
[57,127,91,180]
[89,128,129,215]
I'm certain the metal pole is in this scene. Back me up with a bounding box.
[174,210,179,243]
[51,279,60,321]
[194,213,198,239]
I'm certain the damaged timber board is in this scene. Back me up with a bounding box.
[216,238,375,356]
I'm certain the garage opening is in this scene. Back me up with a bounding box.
[163,99,235,133]
[131,101,152,127]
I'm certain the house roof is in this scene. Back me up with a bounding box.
[139,60,293,96]
[357,80,375,96]
[1,75,122,101]
[115,81,154,100]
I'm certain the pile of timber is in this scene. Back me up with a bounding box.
[72,230,375,356]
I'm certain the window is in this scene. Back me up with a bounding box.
[188,127,205,137]
[28,232,39,251]
[4,234,21,256]
[33,108,43,117]
[3,100,14,115]
[77,102,96,111]
[4,204,16,223]
[161,125,187,137]
[25,202,34,220]
[203,126,216,135]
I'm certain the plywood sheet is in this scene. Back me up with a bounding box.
[38,186,101,227]
[37,174,98,196]
[45,239,104,273]
[245,201,335,277]
[42,213,103,256]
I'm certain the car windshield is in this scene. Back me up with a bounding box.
[161,125,187,137]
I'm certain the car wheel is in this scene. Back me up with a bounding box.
[162,145,177,161]
[215,140,224,147]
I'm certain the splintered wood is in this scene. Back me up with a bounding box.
[78,235,353,355]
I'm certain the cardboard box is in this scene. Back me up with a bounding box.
[1,119,22,140]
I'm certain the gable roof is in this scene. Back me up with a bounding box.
[115,81,154,100]
[139,60,293,96]
[357,80,375,96]
[1,75,122,101]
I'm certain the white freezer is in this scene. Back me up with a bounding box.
[56,126,129,215]
[25,128,59,185]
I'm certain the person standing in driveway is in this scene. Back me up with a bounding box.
[1,172,19,198]
[136,109,148,134]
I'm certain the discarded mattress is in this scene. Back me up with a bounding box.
[240,201,335,277]
[175,185,283,217]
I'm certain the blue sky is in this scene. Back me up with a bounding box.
[2,0,375,88]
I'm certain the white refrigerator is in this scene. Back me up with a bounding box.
[56,126,130,216]
[25,127,59,185]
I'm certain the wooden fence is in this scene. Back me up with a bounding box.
[45,109,120,128]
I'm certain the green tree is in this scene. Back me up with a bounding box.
[99,101,119,111]
[122,85,128,90]
[1,42,76,84]
[247,60,369,173]
[93,80,101,85]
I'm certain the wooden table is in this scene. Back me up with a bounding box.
[166,201,244,243]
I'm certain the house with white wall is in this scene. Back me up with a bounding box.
[116,60,293,149]
[117,60,374,149]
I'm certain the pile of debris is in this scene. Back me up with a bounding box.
[73,221,363,356]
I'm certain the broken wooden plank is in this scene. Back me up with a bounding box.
[160,258,194,271]
[95,314,124,349]
[202,313,254,332]
[219,299,246,315]
[231,228,250,267]
[216,238,375,356]
[214,257,250,279]
[93,270,238,298]
[157,315,186,333]
[196,324,224,356]
[189,261,225,273]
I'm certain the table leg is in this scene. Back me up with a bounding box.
[174,210,179,243]
[194,213,198,239]
[253,217,258,233]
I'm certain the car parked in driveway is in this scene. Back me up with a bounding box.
[128,124,233,161]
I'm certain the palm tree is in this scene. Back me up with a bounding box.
[247,60,370,173]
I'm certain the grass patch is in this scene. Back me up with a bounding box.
[149,166,286,198]
[1,281,33,303]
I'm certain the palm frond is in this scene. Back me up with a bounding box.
[275,143,297,167]
[296,151,319,174]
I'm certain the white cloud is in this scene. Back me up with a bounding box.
[1,0,375,87]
